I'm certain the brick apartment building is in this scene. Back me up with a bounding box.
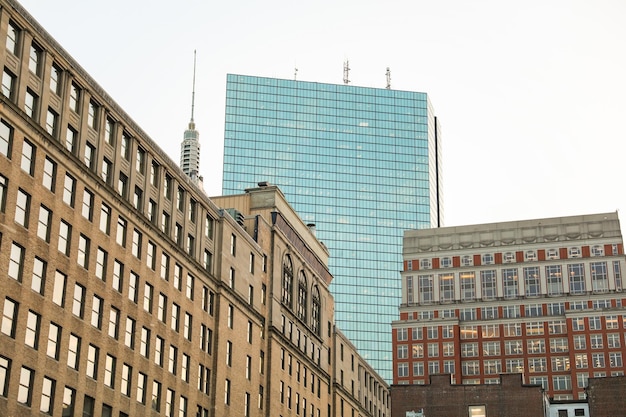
[392,213,626,400]
[0,1,390,416]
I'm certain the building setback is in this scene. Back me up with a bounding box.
[0,1,390,416]
[222,73,443,380]
[393,212,626,400]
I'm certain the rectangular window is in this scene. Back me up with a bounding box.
[129,271,139,303]
[15,188,31,228]
[8,242,25,281]
[67,333,80,370]
[77,234,90,269]
[116,217,127,247]
[47,322,61,359]
[58,220,72,256]
[63,174,76,207]
[155,336,165,367]
[87,101,99,130]
[21,139,36,175]
[171,303,180,332]
[94,247,107,281]
[28,42,42,76]
[0,120,13,159]
[104,354,116,388]
[91,295,103,329]
[52,270,66,307]
[112,260,123,292]
[72,284,85,318]
[49,62,62,94]
[25,310,40,349]
[125,317,135,349]
[0,175,6,213]
[140,327,150,358]
[184,312,192,341]
[1,68,15,100]
[1,298,18,338]
[40,376,55,414]
[101,158,112,184]
[0,355,10,397]
[137,372,146,404]
[152,380,162,411]
[65,126,77,153]
[81,189,94,222]
[150,161,159,186]
[143,283,153,313]
[24,88,38,119]
[17,366,34,405]
[43,157,56,192]
[37,205,52,242]
[132,229,142,259]
[108,307,119,340]
[46,109,58,137]
[121,364,131,396]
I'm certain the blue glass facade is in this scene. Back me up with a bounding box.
[222,74,443,380]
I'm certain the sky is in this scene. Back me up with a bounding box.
[18,0,626,228]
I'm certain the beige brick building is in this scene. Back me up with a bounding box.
[0,1,389,416]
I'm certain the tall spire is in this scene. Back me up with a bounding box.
[190,50,196,126]
[180,51,201,184]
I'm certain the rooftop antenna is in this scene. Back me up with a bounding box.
[343,60,350,84]
[190,50,197,125]
[294,67,298,80]
[386,67,391,89]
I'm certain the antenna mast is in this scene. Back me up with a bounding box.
[294,67,298,80]
[343,60,350,84]
[386,67,391,89]
[191,50,197,123]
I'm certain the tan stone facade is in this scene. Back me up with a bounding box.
[0,1,389,416]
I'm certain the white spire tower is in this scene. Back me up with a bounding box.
[180,50,201,183]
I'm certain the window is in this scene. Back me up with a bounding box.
[311,286,321,336]
[72,284,85,318]
[568,264,586,294]
[63,387,76,416]
[171,303,180,332]
[177,187,185,211]
[152,380,161,411]
[40,376,55,414]
[184,312,192,341]
[21,139,36,175]
[67,334,80,370]
[118,172,128,198]
[133,186,143,211]
[0,175,6,212]
[91,295,103,329]
[116,217,127,247]
[181,353,190,382]
[87,101,99,130]
[2,298,18,338]
[37,205,52,242]
[168,345,178,375]
[135,147,146,174]
[46,322,61,359]
[148,199,157,224]
[226,340,233,366]
[0,120,13,158]
[101,158,112,184]
[591,262,609,293]
[121,364,131,396]
[229,267,235,288]
[63,174,76,207]
[78,234,90,269]
[65,126,77,153]
[282,255,293,307]
[137,372,147,404]
[460,271,475,301]
[83,142,96,170]
[129,271,139,303]
[17,366,34,405]
[124,317,135,350]
[147,335,162,368]
[143,283,153,313]
[553,375,572,391]
[112,260,123,292]
[8,242,25,281]
[140,327,150,358]
[52,271,66,307]
[524,266,541,296]
[50,63,62,94]
[104,354,116,388]
[1,68,15,99]
[205,214,214,239]
[132,229,142,258]
[28,42,42,76]
[161,211,170,234]
[204,250,213,273]
[0,355,10,397]
[15,189,31,228]
[24,88,38,119]
[25,310,41,349]
[108,307,119,340]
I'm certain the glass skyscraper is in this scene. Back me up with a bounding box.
[222,74,443,380]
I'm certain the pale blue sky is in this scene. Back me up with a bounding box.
[19,0,626,227]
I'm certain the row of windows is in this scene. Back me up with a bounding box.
[282,254,322,336]
[412,245,619,270]
[397,333,625,360]
[406,261,623,304]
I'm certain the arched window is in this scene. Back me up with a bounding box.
[282,255,293,309]
[311,285,321,336]
[297,271,308,322]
